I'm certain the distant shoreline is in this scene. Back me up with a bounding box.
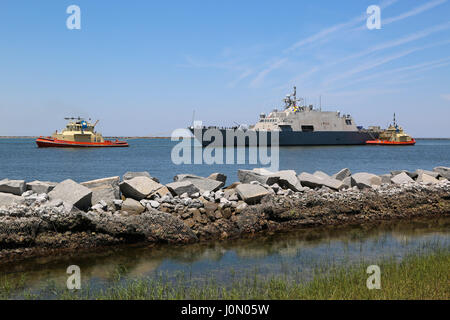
[0,136,185,139]
[416,138,450,140]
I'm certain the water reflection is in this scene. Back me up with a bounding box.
[1,217,449,290]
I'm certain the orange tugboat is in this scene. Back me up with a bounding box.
[36,117,129,148]
[366,114,415,146]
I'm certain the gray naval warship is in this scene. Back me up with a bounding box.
[189,87,380,146]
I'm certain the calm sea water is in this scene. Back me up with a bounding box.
[0,138,449,184]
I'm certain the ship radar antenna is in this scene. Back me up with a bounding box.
[293,86,297,107]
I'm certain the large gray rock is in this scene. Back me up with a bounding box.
[252,168,274,175]
[81,176,120,209]
[121,198,145,215]
[237,169,280,185]
[415,169,439,179]
[0,192,25,207]
[298,172,344,191]
[173,174,202,181]
[351,173,382,189]
[342,176,353,188]
[120,176,164,200]
[391,172,415,185]
[191,178,224,193]
[391,170,418,179]
[149,186,171,198]
[313,171,331,180]
[380,174,392,185]
[0,179,26,196]
[297,173,323,189]
[235,184,271,204]
[174,174,224,193]
[416,173,440,185]
[207,173,227,184]
[271,170,303,192]
[331,168,352,181]
[166,181,200,196]
[323,178,345,191]
[26,181,56,194]
[239,168,303,191]
[433,167,450,180]
[48,179,92,211]
[123,171,160,183]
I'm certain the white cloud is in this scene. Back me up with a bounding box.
[228,69,253,87]
[181,56,242,70]
[285,18,365,53]
[183,0,448,92]
[286,22,450,89]
[441,94,450,101]
[323,39,450,86]
[353,0,448,31]
[383,0,448,25]
[249,0,399,87]
[331,57,450,90]
[254,0,449,89]
[285,0,399,52]
[350,22,450,60]
[250,58,288,88]
[323,48,420,85]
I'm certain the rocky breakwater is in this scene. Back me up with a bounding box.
[0,167,449,261]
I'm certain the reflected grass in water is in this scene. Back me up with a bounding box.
[0,217,448,295]
[2,246,449,300]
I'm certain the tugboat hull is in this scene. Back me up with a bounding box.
[366,139,416,146]
[36,137,129,148]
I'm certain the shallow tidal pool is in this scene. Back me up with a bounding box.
[0,216,449,299]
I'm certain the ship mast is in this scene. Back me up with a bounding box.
[293,86,297,107]
[283,86,303,110]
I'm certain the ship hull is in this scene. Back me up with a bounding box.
[36,137,129,148]
[189,128,378,147]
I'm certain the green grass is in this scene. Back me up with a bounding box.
[1,248,449,300]
[0,274,27,300]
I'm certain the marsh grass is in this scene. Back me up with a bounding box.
[0,273,26,299]
[1,247,449,300]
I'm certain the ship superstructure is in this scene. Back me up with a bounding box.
[52,117,105,143]
[190,87,379,146]
[253,87,358,133]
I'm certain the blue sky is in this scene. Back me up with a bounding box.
[0,0,449,137]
